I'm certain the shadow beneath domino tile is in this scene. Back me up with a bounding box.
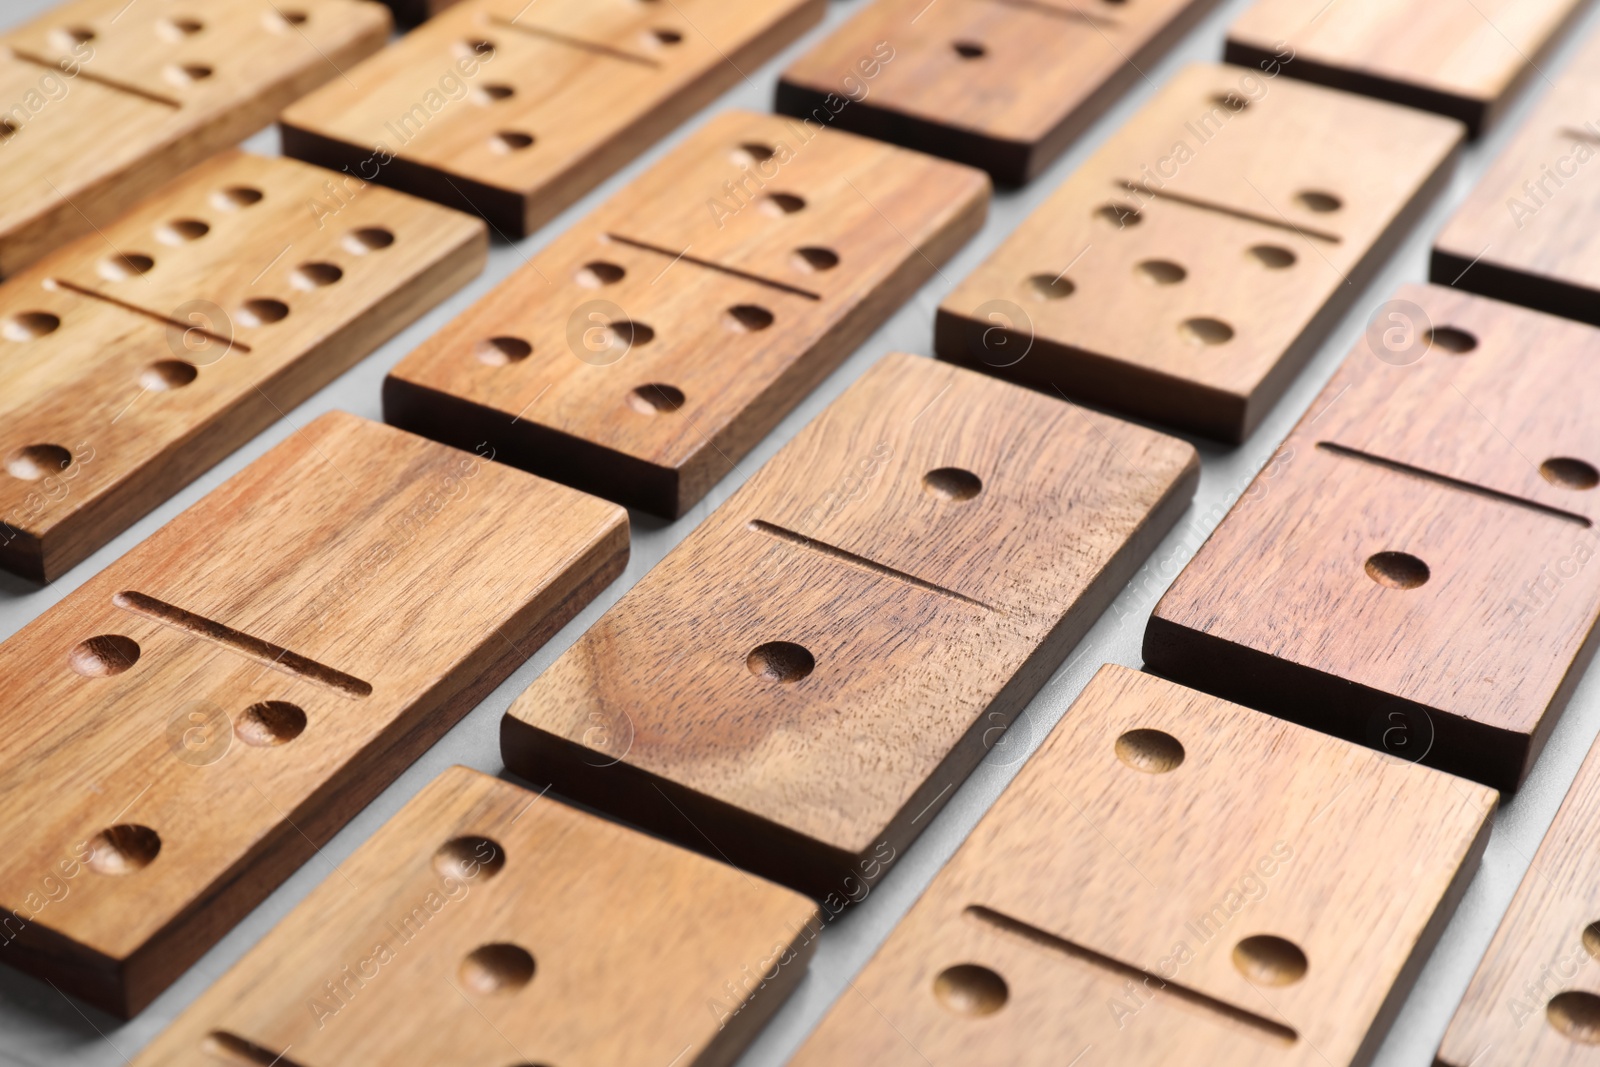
[491,765,919,924]
[627,510,675,536]
[0,963,122,1052]
[490,766,790,890]
[493,765,682,848]
[0,570,43,599]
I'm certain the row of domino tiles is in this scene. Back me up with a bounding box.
[2,0,1600,1066]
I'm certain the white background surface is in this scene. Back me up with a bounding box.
[3,0,1600,1064]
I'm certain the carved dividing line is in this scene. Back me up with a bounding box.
[964,906,1299,1045]
[202,1031,310,1067]
[112,591,372,698]
[1317,443,1592,527]
[604,235,823,300]
[747,520,994,611]
[484,17,661,67]
[990,0,1119,28]
[1117,180,1343,244]
[9,49,181,107]
[45,278,252,353]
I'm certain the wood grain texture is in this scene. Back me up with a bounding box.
[776,0,1224,185]
[934,65,1464,443]
[0,414,628,1017]
[1433,26,1600,324]
[0,150,487,583]
[130,766,819,1067]
[1438,733,1600,1066]
[502,353,1199,896]
[1146,283,1600,791]
[384,110,990,518]
[0,0,390,280]
[789,665,1496,1067]
[279,0,826,237]
[1226,0,1590,137]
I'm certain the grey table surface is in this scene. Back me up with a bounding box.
[4,0,1600,1064]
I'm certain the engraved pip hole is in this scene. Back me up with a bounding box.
[728,140,843,278]
[1548,923,1600,1043]
[1348,445,1588,579]
[101,10,208,85]
[196,837,525,1064]
[476,139,844,415]
[1025,199,1303,349]
[1113,728,1309,987]
[1365,551,1430,591]
[1,305,73,478]
[925,729,1309,1023]
[65,630,310,877]
[432,836,538,1000]
[2,186,382,412]
[1542,457,1600,491]
[740,466,983,686]
[52,646,157,876]
[611,294,777,414]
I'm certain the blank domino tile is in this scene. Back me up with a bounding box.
[790,666,1496,1067]
[131,766,820,1067]
[502,354,1199,896]
[1434,27,1600,325]
[1147,284,1600,791]
[0,413,627,1016]
[280,0,826,236]
[384,110,990,518]
[1438,735,1600,1066]
[0,0,389,279]
[0,150,487,583]
[934,64,1463,442]
[777,0,1223,185]
[1227,0,1590,136]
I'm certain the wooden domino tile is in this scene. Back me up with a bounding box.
[1438,734,1600,1066]
[1227,0,1588,136]
[777,0,1223,185]
[790,665,1496,1067]
[0,413,627,1016]
[0,150,487,583]
[130,766,819,1067]
[1147,283,1600,791]
[280,0,826,237]
[502,353,1199,896]
[1434,26,1600,326]
[0,0,389,280]
[934,64,1462,443]
[384,110,991,518]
